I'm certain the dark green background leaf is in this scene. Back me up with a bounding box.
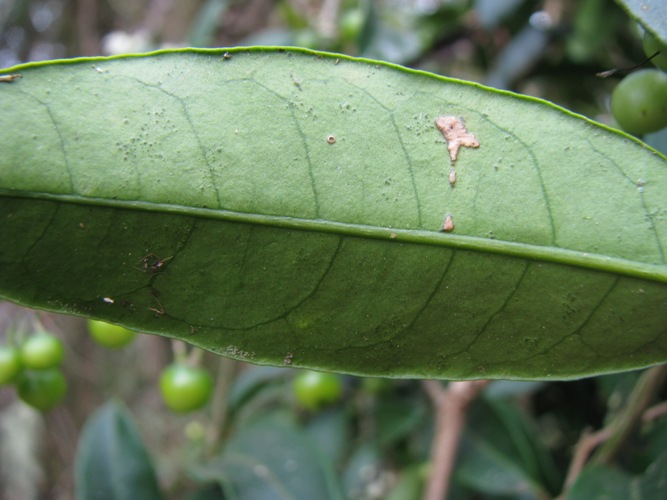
[74,400,162,500]
[569,451,667,500]
[568,465,632,500]
[456,398,559,498]
[192,414,344,500]
[1,48,666,380]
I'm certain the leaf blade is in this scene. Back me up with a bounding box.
[1,48,666,380]
[74,400,162,500]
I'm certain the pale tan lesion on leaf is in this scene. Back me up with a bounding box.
[435,115,480,162]
[0,74,21,83]
[440,214,454,232]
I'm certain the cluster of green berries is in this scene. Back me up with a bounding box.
[89,319,215,414]
[0,332,67,411]
[1,319,216,414]
[0,319,140,411]
[3,319,349,415]
[611,32,667,136]
[91,319,216,414]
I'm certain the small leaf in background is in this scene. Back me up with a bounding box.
[342,443,385,500]
[568,464,632,500]
[639,451,667,498]
[192,414,344,500]
[303,407,349,466]
[74,400,162,500]
[567,453,667,500]
[456,398,560,498]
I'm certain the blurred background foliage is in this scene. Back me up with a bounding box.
[0,0,649,119]
[1,1,667,499]
[4,0,666,150]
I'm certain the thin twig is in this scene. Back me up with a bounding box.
[76,0,100,55]
[422,379,490,500]
[557,427,612,498]
[170,339,187,364]
[318,0,341,39]
[596,51,661,78]
[642,400,667,423]
[187,345,204,368]
[557,365,667,498]
[591,365,667,465]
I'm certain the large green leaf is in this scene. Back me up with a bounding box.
[1,48,666,380]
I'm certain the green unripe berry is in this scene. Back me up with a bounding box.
[0,345,22,385]
[643,31,667,72]
[19,333,64,370]
[159,364,213,413]
[340,8,365,41]
[87,319,137,348]
[611,69,667,135]
[293,370,343,411]
[16,368,67,411]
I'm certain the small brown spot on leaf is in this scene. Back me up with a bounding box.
[449,168,456,187]
[137,253,173,274]
[327,135,336,144]
[435,115,480,162]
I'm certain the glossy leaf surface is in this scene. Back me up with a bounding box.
[1,48,666,380]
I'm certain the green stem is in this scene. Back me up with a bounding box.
[207,357,238,453]
[170,339,188,364]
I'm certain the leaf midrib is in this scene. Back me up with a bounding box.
[4,189,666,285]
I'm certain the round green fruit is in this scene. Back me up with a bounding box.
[19,333,64,370]
[293,370,343,411]
[340,8,365,41]
[16,368,67,411]
[0,345,22,385]
[87,319,137,348]
[611,69,667,135]
[159,364,213,413]
[643,31,667,72]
